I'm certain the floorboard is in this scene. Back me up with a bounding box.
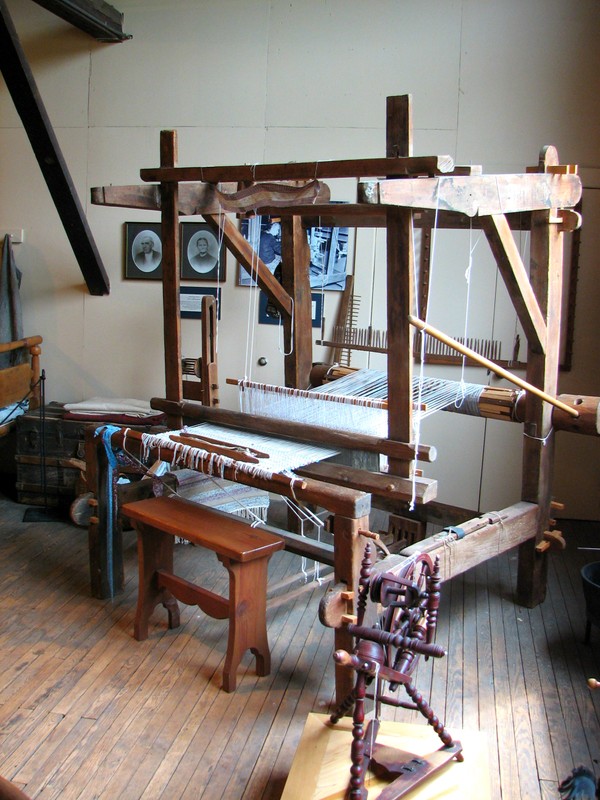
[0,492,598,799]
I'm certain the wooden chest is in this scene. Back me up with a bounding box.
[15,403,91,507]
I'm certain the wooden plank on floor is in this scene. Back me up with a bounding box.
[498,549,541,800]
[487,552,521,799]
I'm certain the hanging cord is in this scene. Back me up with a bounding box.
[523,426,554,446]
[37,371,49,509]
[367,227,378,370]
[213,197,227,357]
[282,494,327,583]
[244,215,260,380]
[456,225,482,406]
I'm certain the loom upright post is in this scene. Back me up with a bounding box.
[386,96,415,480]
[281,214,313,389]
[517,146,564,607]
[159,130,183,429]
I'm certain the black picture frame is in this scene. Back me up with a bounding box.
[179,287,221,319]
[238,214,348,291]
[307,223,349,291]
[125,222,162,279]
[237,215,282,286]
[258,291,322,327]
[181,222,225,281]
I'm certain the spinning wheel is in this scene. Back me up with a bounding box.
[327,542,463,799]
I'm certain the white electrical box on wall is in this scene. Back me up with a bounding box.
[0,229,24,243]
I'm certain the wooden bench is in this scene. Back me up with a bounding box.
[122,495,284,692]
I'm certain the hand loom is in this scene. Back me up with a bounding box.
[90,94,600,708]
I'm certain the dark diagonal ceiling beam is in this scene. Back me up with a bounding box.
[0,0,110,295]
[31,0,130,42]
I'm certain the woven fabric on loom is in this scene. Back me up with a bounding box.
[139,422,340,481]
[173,469,270,521]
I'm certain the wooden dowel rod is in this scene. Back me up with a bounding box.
[408,316,579,418]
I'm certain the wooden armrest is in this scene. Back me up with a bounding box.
[0,336,43,355]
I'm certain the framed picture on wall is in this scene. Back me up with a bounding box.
[179,287,221,319]
[237,213,349,291]
[124,222,163,279]
[258,290,322,327]
[307,222,349,291]
[237,215,282,286]
[181,222,225,281]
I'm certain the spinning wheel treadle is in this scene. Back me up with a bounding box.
[329,542,463,799]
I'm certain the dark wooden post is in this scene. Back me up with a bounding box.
[159,131,183,428]
[281,215,313,389]
[386,96,415,479]
[517,146,563,607]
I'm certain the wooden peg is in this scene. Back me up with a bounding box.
[535,540,551,554]
[341,614,358,626]
[359,529,380,541]
[340,591,354,602]
[542,530,566,550]
[550,501,565,512]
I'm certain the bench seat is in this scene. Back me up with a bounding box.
[122,495,284,692]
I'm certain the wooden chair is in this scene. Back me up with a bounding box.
[0,336,42,437]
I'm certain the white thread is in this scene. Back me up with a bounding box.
[523,426,554,446]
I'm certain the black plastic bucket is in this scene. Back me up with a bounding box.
[581,562,600,644]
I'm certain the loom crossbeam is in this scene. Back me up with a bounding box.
[399,501,539,583]
[296,461,438,507]
[90,179,330,216]
[150,396,437,465]
[137,154,457,185]
[358,171,582,217]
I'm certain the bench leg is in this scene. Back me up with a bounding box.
[219,555,271,693]
[134,523,181,641]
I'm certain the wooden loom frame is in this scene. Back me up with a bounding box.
[91,94,596,701]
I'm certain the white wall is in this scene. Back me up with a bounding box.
[1,0,599,517]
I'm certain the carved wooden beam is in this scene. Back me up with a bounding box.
[359,172,582,216]
[0,0,110,295]
[90,179,329,216]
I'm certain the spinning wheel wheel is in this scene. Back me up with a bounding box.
[370,552,436,689]
[327,542,463,799]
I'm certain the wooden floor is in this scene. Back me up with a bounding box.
[0,491,599,799]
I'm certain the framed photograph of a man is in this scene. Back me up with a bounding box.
[125,222,162,279]
[181,222,226,281]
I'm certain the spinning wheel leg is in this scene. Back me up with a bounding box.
[348,671,369,800]
[404,681,464,759]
